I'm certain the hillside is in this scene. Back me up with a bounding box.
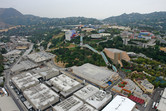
[103,12,166,31]
[1,8,166,31]
[0,8,101,29]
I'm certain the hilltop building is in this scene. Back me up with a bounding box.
[104,48,130,67]
[109,26,131,31]
[91,33,111,39]
[138,32,155,40]
[65,30,77,41]
[82,28,95,32]
[91,34,102,39]
[120,31,133,38]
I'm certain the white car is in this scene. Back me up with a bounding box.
[152,102,156,109]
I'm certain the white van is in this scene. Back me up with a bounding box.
[152,102,156,109]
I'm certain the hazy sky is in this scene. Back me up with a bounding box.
[1,0,166,19]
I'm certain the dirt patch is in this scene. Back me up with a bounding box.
[54,61,66,68]
[160,47,166,52]
[0,25,21,32]
[54,57,66,68]
[66,44,76,48]
[52,32,64,39]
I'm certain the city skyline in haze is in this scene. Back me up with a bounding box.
[1,0,166,19]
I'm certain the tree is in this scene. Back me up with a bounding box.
[0,48,7,54]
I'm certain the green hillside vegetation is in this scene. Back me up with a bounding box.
[104,12,166,31]
[132,57,166,77]
[51,47,106,67]
[0,8,101,29]
[94,36,166,64]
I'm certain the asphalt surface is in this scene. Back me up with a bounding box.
[118,70,126,79]
[4,43,34,111]
[144,88,163,111]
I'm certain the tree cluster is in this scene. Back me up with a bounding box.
[51,47,106,67]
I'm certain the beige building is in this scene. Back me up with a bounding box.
[81,28,95,32]
[109,26,131,31]
[104,48,130,67]
[134,79,154,94]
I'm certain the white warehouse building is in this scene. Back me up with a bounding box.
[49,74,83,97]
[23,83,59,111]
[72,63,119,88]
[31,67,60,80]
[53,96,97,111]
[74,84,112,110]
[11,72,39,91]
[102,95,136,111]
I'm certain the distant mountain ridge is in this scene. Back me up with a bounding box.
[0,8,166,31]
[103,12,166,31]
[0,8,101,29]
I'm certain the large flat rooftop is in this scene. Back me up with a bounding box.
[140,79,154,90]
[27,51,55,63]
[3,49,21,56]
[74,84,112,110]
[50,74,83,97]
[50,74,80,92]
[74,84,99,101]
[53,95,96,111]
[31,67,59,80]
[85,90,112,110]
[12,72,39,91]
[72,63,119,88]
[23,83,59,111]
[102,95,136,111]
[11,60,38,72]
[53,96,83,111]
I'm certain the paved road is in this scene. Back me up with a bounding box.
[105,78,121,91]
[96,38,113,45]
[4,85,27,111]
[144,88,163,111]
[157,36,166,44]
[118,70,126,79]
[4,43,34,111]
[4,69,28,111]
[23,43,34,56]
